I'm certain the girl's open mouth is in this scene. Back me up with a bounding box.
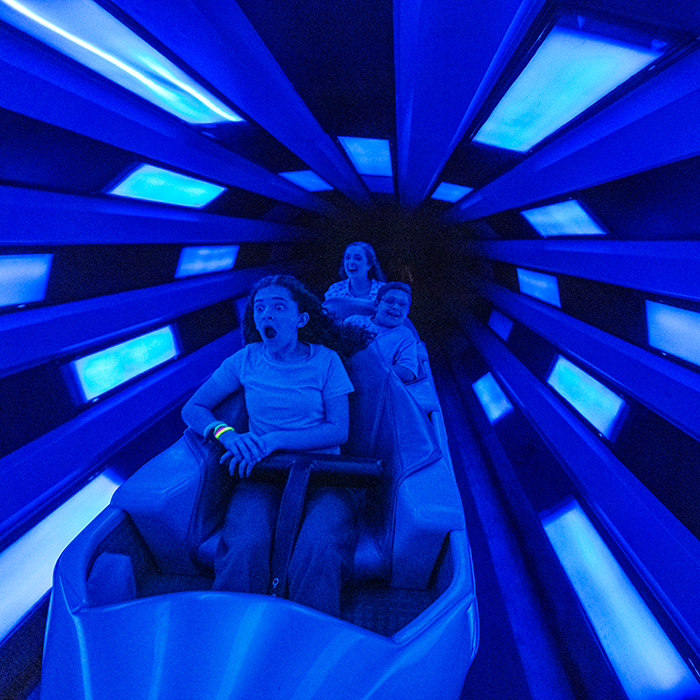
[263,326,277,339]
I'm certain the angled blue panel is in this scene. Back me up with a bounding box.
[0,0,244,124]
[278,170,333,192]
[472,371,513,423]
[547,355,626,439]
[517,267,561,307]
[338,137,393,177]
[647,301,700,368]
[473,26,661,152]
[543,501,700,700]
[0,253,52,307]
[108,165,226,208]
[174,245,239,278]
[431,182,473,203]
[521,200,607,237]
[488,309,513,341]
[71,326,179,401]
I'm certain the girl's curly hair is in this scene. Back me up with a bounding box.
[338,241,386,282]
[242,275,373,362]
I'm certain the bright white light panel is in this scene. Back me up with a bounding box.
[543,501,700,700]
[517,268,562,308]
[547,355,626,439]
[175,245,239,278]
[278,170,333,192]
[646,300,700,369]
[338,137,393,177]
[473,25,662,152]
[472,372,514,424]
[0,253,52,307]
[0,0,244,124]
[0,471,122,642]
[71,325,179,402]
[431,182,473,203]
[108,164,225,208]
[488,310,514,341]
[522,200,607,237]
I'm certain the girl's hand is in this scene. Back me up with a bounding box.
[218,431,275,478]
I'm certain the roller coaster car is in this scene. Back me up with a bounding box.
[41,341,479,699]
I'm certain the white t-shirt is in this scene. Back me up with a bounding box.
[209,343,354,448]
[324,278,382,301]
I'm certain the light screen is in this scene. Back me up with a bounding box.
[473,25,662,152]
[175,245,239,279]
[279,170,333,192]
[488,310,514,341]
[472,372,514,424]
[547,355,625,439]
[517,268,562,308]
[522,200,607,237]
[108,164,225,208]
[431,182,473,203]
[0,253,52,307]
[543,501,700,700]
[646,300,700,369]
[338,137,393,177]
[71,325,179,402]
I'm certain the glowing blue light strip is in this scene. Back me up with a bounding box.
[108,164,226,208]
[473,25,662,152]
[521,200,607,237]
[431,182,473,203]
[543,501,700,700]
[547,355,626,439]
[472,371,514,424]
[488,310,513,341]
[338,137,393,177]
[71,325,179,402]
[0,0,244,124]
[0,253,52,307]
[175,245,239,279]
[278,170,333,192]
[0,471,122,642]
[646,300,700,369]
[516,267,562,308]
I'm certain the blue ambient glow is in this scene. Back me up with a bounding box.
[472,372,514,424]
[646,301,700,369]
[431,182,474,203]
[175,245,239,279]
[71,325,179,402]
[278,170,333,192]
[0,253,52,307]
[337,137,393,177]
[543,501,700,700]
[488,310,513,341]
[521,200,607,237]
[473,25,662,152]
[516,268,562,308]
[108,164,226,208]
[0,471,122,642]
[0,0,244,124]
[547,355,626,439]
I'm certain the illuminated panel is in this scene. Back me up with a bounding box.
[646,300,700,368]
[431,182,473,203]
[71,325,179,402]
[521,200,607,237]
[0,253,52,307]
[0,471,122,642]
[543,501,700,700]
[278,170,333,192]
[473,25,662,152]
[108,164,225,208]
[472,372,514,424]
[337,137,393,177]
[488,310,513,341]
[547,355,625,439]
[516,267,561,308]
[0,0,244,124]
[175,245,239,279]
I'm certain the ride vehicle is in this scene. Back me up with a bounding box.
[40,305,479,699]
